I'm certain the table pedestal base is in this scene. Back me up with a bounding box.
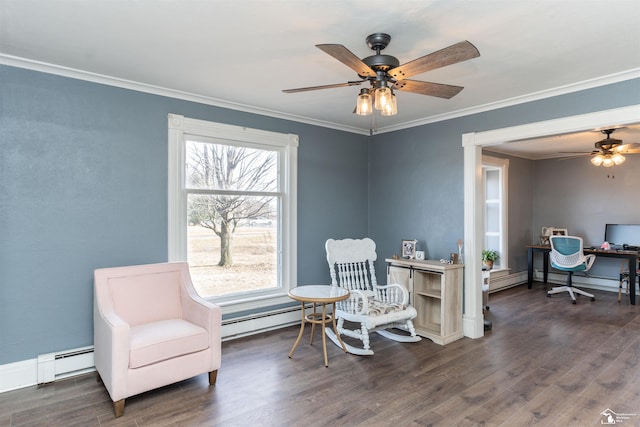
[289,302,347,367]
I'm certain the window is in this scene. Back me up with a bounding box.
[168,114,298,314]
[482,155,508,269]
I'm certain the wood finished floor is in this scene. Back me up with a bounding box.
[2,283,640,427]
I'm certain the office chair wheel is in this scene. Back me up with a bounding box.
[546,293,551,298]
[591,297,595,301]
[572,300,576,304]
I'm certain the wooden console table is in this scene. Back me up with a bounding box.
[526,245,639,305]
[386,259,464,345]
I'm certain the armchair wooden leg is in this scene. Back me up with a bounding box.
[209,370,218,386]
[113,399,125,418]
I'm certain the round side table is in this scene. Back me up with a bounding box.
[288,285,349,367]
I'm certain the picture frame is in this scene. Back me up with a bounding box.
[552,228,568,236]
[401,239,417,259]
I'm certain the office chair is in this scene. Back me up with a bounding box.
[547,235,596,304]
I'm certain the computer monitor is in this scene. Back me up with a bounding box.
[604,224,640,248]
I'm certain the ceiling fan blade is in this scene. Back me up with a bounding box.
[389,40,480,80]
[393,79,464,99]
[556,154,591,160]
[283,81,363,93]
[614,142,640,152]
[316,44,377,77]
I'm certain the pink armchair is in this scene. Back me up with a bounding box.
[93,262,221,417]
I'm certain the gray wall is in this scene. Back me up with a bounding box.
[1,63,638,365]
[0,65,368,364]
[504,156,536,272]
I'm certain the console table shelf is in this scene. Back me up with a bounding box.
[416,290,441,299]
[386,258,464,345]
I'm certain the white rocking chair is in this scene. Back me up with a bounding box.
[324,238,421,355]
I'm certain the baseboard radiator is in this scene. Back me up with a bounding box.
[221,303,313,341]
[37,346,95,384]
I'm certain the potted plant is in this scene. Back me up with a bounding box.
[482,250,499,269]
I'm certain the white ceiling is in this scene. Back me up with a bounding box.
[1,0,639,154]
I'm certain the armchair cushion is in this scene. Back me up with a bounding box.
[129,319,209,369]
[107,271,183,325]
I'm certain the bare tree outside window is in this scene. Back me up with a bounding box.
[185,140,279,297]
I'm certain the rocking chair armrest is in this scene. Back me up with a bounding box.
[340,289,370,315]
[374,283,409,305]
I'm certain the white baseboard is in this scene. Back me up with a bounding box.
[0,359,38,393]
[1,304,311,394]
[462,315,484,339]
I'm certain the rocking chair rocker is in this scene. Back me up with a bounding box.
[324,238,421,355]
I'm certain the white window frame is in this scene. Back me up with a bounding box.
[168,114,298,315]
[482,155,509,270]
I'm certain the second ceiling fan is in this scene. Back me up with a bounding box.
[283,33,480,116]
[560,129,640,167]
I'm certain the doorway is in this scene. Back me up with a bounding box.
[461,104,640,339]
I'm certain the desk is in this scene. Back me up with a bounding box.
[288,285,349,367]
[527,245,639,305]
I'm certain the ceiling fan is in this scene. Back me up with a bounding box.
[283,33,480,116]
[560,129,640,167]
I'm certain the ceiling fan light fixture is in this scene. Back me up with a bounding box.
[374,86,392,111]
[601,156,615,168]
[356,89,373,116]
[591,152,626,168]
[612,153,626,165]
[381,92,397,116]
